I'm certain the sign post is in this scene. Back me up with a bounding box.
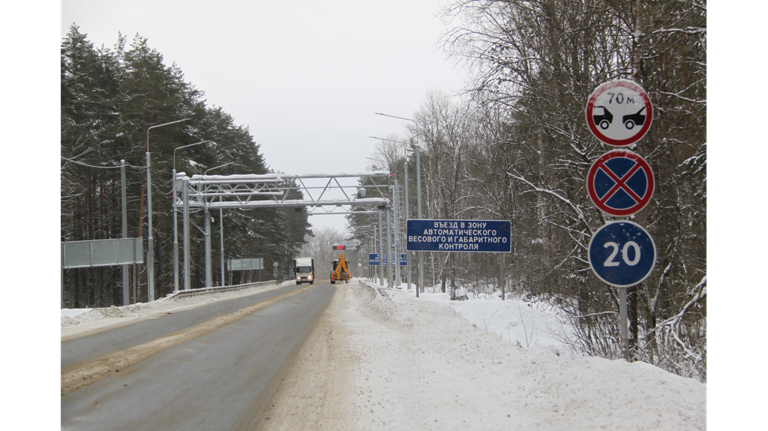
[586,79,656,361]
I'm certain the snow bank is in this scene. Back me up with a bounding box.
[418,290,576,359]
[352,282,705,430]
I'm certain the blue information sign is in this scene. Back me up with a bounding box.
[406,219,511,253]
[589,221,656,287]
[370,253,407,265]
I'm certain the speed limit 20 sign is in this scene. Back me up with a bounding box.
[588,221,656,288]
[586,80,653,146]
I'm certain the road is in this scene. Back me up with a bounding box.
[61,282,337,431]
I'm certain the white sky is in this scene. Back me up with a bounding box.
[60,0,469,234]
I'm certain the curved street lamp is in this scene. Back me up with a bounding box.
[146,118,191,301]
[172,140,211,292]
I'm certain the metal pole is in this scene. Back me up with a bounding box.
[205,205,212,288]
[501,253,505,301]
[405,163,413,296]
[121,160,130,305]
[417,146,424,293]
[173,140,209,293]
[183,177,191,291]
[146,118,191,302]
[172,170,179,293]
[378,207,384,286]
[146,150,155,302]
[386,205,393,288]
[220,203,225,287]
[374,113,424,293]
[393,183,401,289]
[370,225,374,283]
[620,287,629,360]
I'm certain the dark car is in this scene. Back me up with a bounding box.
[592,105,613,130]
[622,106,646,130]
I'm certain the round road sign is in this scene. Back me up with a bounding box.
[586,80,653,146]
[587,150,654,216]
[589,221,656,288]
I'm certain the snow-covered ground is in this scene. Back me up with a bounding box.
[57,280,707,429]
[338,281,706,430]
[416,289,577,359]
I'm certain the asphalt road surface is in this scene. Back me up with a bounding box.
[61,282,337,431]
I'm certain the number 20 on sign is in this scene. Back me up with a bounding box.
[588,220,656,288]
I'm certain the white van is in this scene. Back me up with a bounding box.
[293,257,315,285]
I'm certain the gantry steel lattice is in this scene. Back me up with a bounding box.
[173,171,393,290]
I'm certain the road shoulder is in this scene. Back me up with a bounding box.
[259,283,357,430]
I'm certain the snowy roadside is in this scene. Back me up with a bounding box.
[60,281,291,339]
[266,280,706,430]
[60,279,706,429]
[415,288,577,360]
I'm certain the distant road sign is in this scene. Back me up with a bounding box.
[586,80,653,146]
[587,150,655,216]
[407,219,511,253]
[370,253,406,265]
[589,221,656,287]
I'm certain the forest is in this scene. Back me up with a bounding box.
[346,0,706,381]
[61,26,310,308]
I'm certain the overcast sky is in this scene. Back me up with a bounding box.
[60,0,469,234]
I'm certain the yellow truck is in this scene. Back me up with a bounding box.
[330,254,352,284]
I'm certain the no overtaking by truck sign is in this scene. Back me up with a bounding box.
[586,79,653,146]
[407,219,511,253]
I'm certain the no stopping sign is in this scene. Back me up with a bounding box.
[587,150,654,216]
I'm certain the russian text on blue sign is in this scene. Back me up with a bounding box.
[369,253,407,266]
[588,220,656,288]
[406,219,511,253]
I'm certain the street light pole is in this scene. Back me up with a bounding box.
[146,117,190,301]
[172,140,211,293]
[203,162,235,288]
[375,113,424,295]
[370,135,415,295]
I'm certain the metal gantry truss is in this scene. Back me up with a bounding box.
[174,171,393,290]
[179,171,392,211]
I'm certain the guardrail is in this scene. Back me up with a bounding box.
[163,280,278,300]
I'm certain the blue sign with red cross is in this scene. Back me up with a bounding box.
[587,150,654,217]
